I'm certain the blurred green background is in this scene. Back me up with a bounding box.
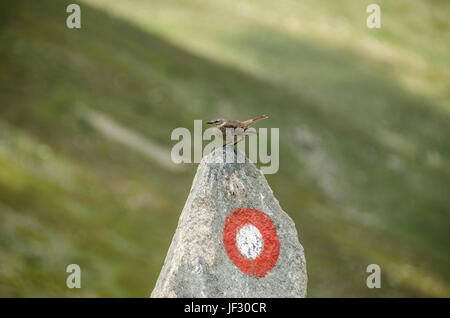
[0,0,449,297]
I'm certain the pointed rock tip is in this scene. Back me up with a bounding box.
[202,145,248,165]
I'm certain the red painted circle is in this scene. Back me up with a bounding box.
[223,207,280,278]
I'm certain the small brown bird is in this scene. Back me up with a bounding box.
[207,115,268,145]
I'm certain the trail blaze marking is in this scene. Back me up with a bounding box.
[223,207,280,277]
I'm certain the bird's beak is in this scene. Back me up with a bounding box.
[207,120,214,125]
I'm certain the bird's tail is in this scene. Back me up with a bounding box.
[243,114,268,127]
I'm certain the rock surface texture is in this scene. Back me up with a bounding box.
[151,146,307,297]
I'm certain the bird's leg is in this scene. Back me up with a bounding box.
[223,139,234,148]
[233,136,244,146]
[223,139,236,148]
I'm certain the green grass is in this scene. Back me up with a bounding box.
[0,0,449,297]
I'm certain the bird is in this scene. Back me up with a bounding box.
[207,115,268,145]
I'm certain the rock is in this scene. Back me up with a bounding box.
[151,146,307,297]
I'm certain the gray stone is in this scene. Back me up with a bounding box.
[151,146,307,297]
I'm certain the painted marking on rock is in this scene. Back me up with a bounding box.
[236,224,264,259]
[223,207,280,278]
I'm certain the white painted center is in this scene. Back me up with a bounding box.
[236,224,264,259]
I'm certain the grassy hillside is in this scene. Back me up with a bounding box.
[0,0,449,297]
